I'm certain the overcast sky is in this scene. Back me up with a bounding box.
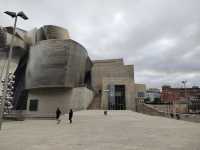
[0,0,200,89]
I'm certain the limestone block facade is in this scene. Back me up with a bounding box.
[92,59,134,93]
[101,77,136,110]
[91,58,145,111]
[25,87,94,118]
[135,84,146,103]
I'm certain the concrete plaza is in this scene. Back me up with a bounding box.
[0,110,200,150]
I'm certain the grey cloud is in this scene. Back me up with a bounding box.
[0,0,200,88]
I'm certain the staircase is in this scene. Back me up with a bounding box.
[88,94,101,109]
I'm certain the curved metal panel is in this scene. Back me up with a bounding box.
[0,27,27,60]
[26,39,90,89]
[0,27,7,48]
[36,25,70,42]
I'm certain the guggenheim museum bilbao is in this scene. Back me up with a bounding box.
[0,25,145,117]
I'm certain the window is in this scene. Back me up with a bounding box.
[138,92,145,97]
[29,99,38,111]
[115,91,122,96]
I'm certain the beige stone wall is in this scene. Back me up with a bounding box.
[91,58,139,110]
[25,87,94,117]
[92,59,134,92]
[135,84,147,104]
[135,84,146,93]
[125,65,134,80]
[101,77,136,110]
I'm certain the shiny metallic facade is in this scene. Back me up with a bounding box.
[0,27,27,60]
[0,27,7,48]
[23,25,92,89]
[0,25,94,111]
[35,25,70,43]
[26,39,91,89]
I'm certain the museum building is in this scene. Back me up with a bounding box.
[0,25,145,117]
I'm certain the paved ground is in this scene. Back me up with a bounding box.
[0,110,200,150]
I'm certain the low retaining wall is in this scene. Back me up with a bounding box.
[136,103,200,123]
[179,114,200,123]
[136,103,167,117]
[4,110,25,121]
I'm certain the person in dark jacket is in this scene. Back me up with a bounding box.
[69,109,73,124]
[56,107,61,124]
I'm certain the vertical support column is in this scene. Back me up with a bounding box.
[108,84,115,110]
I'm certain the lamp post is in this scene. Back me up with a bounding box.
[0,11,28,130]
[181,80,188,113]
[181,80,187,98]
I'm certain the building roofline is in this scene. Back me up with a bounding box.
[92,58,123,64]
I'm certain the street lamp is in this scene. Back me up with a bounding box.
[181,80,189,113]
[0,11,28,130]
[181,80,187,98]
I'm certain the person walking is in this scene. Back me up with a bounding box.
[56,107,61,124]
[69,109,73,124]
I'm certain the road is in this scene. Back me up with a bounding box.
[0,110,200,150]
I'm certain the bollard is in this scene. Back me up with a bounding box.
[176,114,180,120]
[104,110,107,116]
[170,113,174,118]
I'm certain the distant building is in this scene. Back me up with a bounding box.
[161,85,200,113]
[161,85,200,102]
[145,88,160,103]
[90,59,146,110]
[189,96,200,113]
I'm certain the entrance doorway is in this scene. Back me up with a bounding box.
[108,85,126,110]
[115,85,126,110]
